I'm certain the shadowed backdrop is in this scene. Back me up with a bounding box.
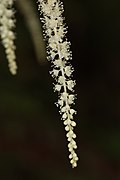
[0,0,120,179]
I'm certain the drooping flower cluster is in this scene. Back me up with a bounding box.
[38,0,78,168]
[0,0,17,75]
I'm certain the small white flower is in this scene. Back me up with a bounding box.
[71,139,76,146]
[72,162,77,168]
[65,65,73,77]
[58,76,65,84]
[72,133,76,139]
[71,121,76,127]
[62,113,67,120]
[61,92,68,101]
[57,99,64,106]
[50,69,59,77]
[61,106,67,112]
[68,94,75,104]
[68,142,73,148]
[69,154,73,159]
[49,42,57,51]
[53,59,62,67]
[67,80,76,91]
[70,109,77,115]
[54,84,61,91]
[64,119,71,125]
[65,125,70,131]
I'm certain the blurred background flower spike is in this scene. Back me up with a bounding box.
[0,0,17,75]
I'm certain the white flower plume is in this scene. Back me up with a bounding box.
[38,0,78,168]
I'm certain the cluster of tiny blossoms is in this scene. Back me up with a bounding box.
[0,0,17,75]
[38,0,78,168]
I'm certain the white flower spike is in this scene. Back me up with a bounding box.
[38,0,78,168]
[0,0,17,75]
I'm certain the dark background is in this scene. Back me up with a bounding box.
[0,0,120,179]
